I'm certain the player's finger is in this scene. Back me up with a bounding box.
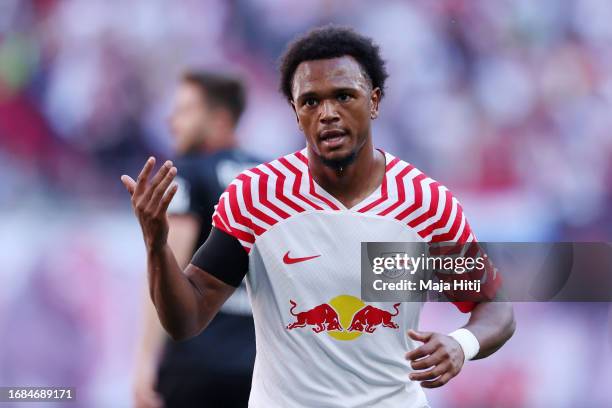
[409,361,448,382]
[409,347,445,370]
[149,166,176,209]
[150,160,173,187]
[420,372,453,389]
[157,183,178,215]
[135,157,156,196]
[408,329,433,343]
[406,341,438,361]
[121,175,137,196]
[140,161,172,204]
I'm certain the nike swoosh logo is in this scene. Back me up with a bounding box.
[283,251,321,265]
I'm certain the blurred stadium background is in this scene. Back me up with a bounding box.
[0,0,611,406]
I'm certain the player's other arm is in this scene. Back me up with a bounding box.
[121,157,236,341]
[407,299,514,389]
[406,191,515,388]
[462,298,515,359]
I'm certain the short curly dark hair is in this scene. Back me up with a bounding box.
[279,25,388,102]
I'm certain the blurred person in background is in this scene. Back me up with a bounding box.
[133,71,260,408]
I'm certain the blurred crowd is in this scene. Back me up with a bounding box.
[1,0,611,239]
[0,1,611,407]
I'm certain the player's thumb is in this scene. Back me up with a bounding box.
[408,329,432,342]
[121,175,136,195]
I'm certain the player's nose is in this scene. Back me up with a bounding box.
[319,100,340,123]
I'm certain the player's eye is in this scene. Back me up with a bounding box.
[337,93,351,103]
[304,98,318,107]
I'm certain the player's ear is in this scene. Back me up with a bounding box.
[290,100,303,132]
[370,87,381,120]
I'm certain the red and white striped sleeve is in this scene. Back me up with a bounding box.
[210,165,287,253]
[211,176,257,254]
[412,181,501,313]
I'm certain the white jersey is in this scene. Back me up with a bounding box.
[212,148,477,408]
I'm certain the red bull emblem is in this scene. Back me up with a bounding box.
[286,300,343,332]
[347,303,400,333]
[286,295,400,341]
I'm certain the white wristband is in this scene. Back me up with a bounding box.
[448,328,480,361]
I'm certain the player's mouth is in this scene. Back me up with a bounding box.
[319,129,348,149]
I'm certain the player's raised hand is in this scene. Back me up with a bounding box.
[121,157,179,252]
[405,329,464,388]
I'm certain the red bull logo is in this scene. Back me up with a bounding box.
[286,300,343,333]
[347,303,400,333]
[286,294,400,341]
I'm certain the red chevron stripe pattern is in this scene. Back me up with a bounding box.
[211,148,476,253]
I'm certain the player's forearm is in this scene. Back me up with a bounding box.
[463,301,515,359]
[147,243,203,340]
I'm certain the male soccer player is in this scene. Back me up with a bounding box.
[122,26,515,407]
[132,72,259,408]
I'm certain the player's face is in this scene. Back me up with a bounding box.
[291,56,380,167]
[169,82,211,154]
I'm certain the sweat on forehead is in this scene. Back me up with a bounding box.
[290,56,372,100]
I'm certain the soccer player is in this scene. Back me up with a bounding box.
[132,72,259,408]
[122,26,515,407]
